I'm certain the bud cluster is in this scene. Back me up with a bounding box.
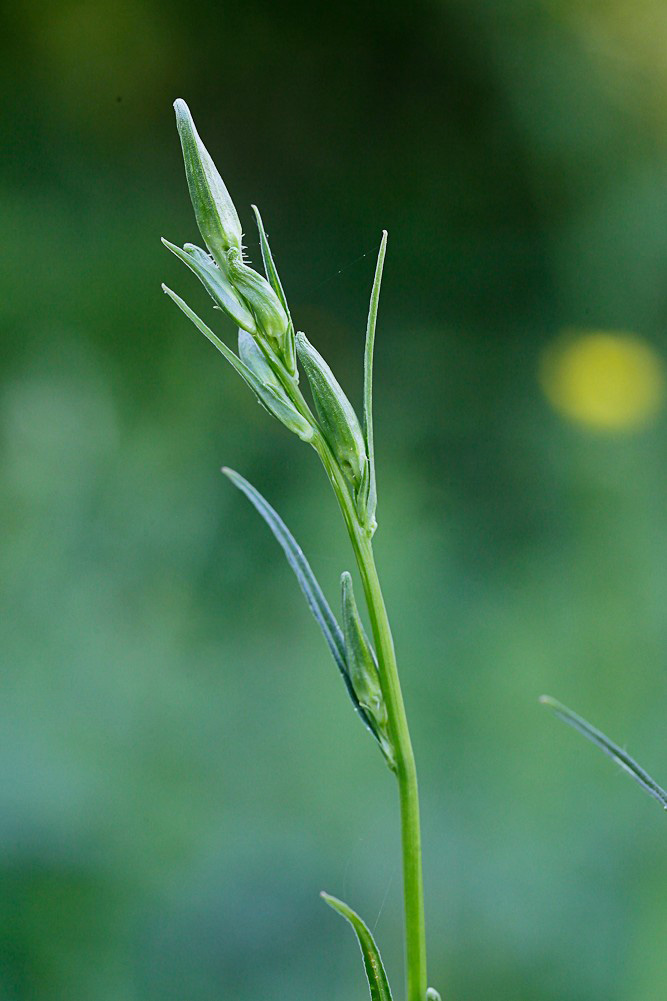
[162,99,383,535]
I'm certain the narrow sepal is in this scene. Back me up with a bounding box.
[173,99,243,266]
[296,331,367,493]
[540,695,667,811]
[362,231,387,536]
[162,239,256,333]
[320,892,394,1001]
[222,468,376,734]
[252,205,297,376]
[162,286,313,441]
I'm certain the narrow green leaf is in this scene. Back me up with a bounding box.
[162,286,313,441]
[320,892,393,1001]
[161,238,256,334]
[252,205,297,376]
[540,696,667,811]
[222,468,375,730]
[362,231,387,537]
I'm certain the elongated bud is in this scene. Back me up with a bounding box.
[426,990,442,1001]
[341,572,394,768]
[173,98,243,268]
[226,248,290,355]
[340,572,384,722]
[162,239,256,334]
[296,332,367,490]
[238,329,283,392]
[237,330,314,441]
[162,284,313,443]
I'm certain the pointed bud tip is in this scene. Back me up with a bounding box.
[173,98,190,119]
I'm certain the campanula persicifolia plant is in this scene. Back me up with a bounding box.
[162,99,667,1001]
[162,97,434,1001]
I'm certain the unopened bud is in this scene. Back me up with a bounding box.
[173,98,243,268]
[296,332,367,491]
[341,572,394,768]
[227,248,290,355]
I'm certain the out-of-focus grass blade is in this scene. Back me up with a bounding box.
[222,468,376,731]
[321,892,393,1001]
[540,695,667,811]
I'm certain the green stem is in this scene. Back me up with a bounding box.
[353,533,428,1001]
[305,424,428,1001]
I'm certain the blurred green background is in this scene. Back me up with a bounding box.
[3,1,667,998]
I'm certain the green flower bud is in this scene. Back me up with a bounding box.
[341,572,394,768]
[295,332,367,490]
[226,248,290,355]
[236,329,313,441]
[161,239,256,334]
[173,98,243,268]
[237,328,283,392]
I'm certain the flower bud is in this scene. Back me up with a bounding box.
[341,572,394,768]
[296,332,367,490]
[237,329,314,441]
[226,248,290,355]
[173,98,243,268]
[162,239,256,334]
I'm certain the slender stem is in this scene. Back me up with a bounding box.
[282,377,428,1000]
[353,534,428,1001]
[308,428,428,1001]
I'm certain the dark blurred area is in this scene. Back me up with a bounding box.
[3,1,667,999]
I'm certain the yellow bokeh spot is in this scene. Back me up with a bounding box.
[540,330,665,431]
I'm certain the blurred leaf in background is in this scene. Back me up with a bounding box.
[2,1,667,1000]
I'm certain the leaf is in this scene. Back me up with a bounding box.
[362,231,387,537]
[252,205,296,376]
[161,238,256,333]
[320,892,393,1001]
[162,286,313,442]
[540,696,667,811]
[222,468,374,728]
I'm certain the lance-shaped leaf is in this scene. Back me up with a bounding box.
[252,205,297,376]
[361,231,387,537]
[162,239,256,334]
[222,468,377,736]
[341,572,395,769]
[320,892,393,1001]
[162,285,313,442]
[173,98,243,267]
[296,331,368,496]
[540,696,667,811]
